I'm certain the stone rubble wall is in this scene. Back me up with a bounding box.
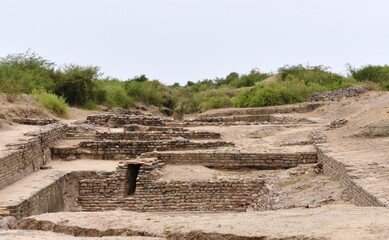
[153,152,317,169]
[182,115,315,126]
[79,140,234,159]
[198,103,322,117]
[77,160,267,212]
[309,86,367,102]
[0,123,68,191]
[317,147,385,207]
[147,126,189,132]
[86,115,173,127]
[95,131,220,141]
[12,118,59,125]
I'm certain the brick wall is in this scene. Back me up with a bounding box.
[0,123,68,190]
[182,115,314,126]
[95,131,220,141]
[0,172,80,220]
[86,115,173,127]
[317,147,385,207]
[79,140,234,159]
[153,152,317,169]
[77,160,267,212]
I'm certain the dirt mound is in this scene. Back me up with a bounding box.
[353,120,389,137]
[0,93,53,120]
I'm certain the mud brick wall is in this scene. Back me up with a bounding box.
[0,123,68,190]
[317,147,385,207]
[77,160,267,212]
[154,152,317,169]
[147,126,189,132]
[95,131,220,141]
[86,115,172,127]
[0,172,79,219]
[79,140,233,159]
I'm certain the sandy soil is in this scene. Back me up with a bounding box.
[0,230,161,240]
[185,124,318,153]
[15,206,389,240]
[0,123,40,152]
[0,94,53,120]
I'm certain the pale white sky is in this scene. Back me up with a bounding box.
[1,0,388,84]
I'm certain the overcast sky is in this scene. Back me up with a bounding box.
[1,0,388,85]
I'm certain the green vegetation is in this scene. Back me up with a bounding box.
[348,65,389,90]
[32,89,69,117]
[0,51,387,118]
[0,50,56,94]
[235,65,358,108]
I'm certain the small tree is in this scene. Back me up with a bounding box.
[54,65,101,106]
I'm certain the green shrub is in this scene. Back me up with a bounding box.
[200,95,233,110]
[125,79,169,107]
[229,69,269,88]
[0,51,56,94]
[32,89,69,117]
[349,65,389,90]
[54,64,100,106]
[278,65,345,87]
[234,79,309,107]
[96,80,134,108]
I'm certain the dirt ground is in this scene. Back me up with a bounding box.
[15,206,389,240]
[159,164,347,210]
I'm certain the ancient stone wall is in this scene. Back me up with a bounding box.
[154,152,317,169]
[79,140,233,159]
[317,147,385,207]
[198,103,322,117]
[0,123,68,191]
[77,160,266,212]
[86,115,173,127]
[95,131,220,141]
[182,115,315,126]
[12,118,58,125]
[0,172,79,220]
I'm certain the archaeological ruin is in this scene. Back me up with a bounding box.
[1,89,389,239]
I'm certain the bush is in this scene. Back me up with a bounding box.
[200,95,233,110]
[278,65,346,87]
[234,79,309,107]
[54,65,100,106]
[125,79,169,107]
[0,51,56,94]
[349,65,389,90]
[229,69,269,88]
[96,80,134,108]
[32,89,69,117]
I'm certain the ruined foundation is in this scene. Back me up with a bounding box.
[1,100,388,239]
